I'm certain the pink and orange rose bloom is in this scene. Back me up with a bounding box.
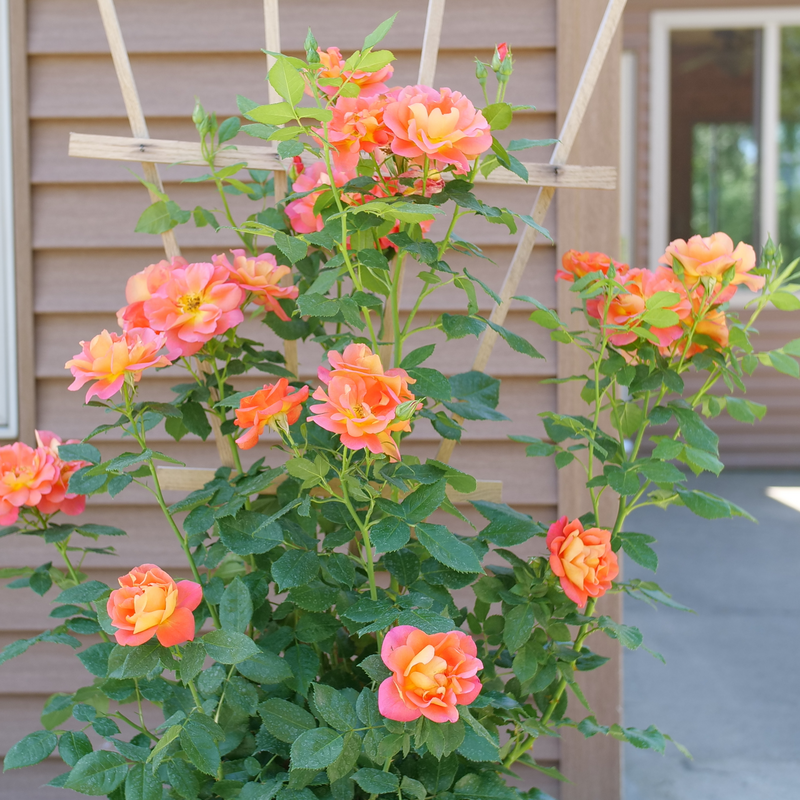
[66,328,171,402]
[309,344,416,461]
[547,517,619,608]
[378,626,482,723]
[0,433,88,524]
[107,564,202,647]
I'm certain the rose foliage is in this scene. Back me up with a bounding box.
[3,16,800,800]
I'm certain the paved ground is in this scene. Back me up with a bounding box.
[623,471,800,800]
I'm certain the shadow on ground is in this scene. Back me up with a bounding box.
[623,470,800,800]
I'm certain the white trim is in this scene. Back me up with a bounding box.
[0,0,17,439]
[620,51,637,264]
[761,22,781,245]
[649,7,800,272]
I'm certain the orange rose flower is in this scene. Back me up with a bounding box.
[0,443,57,525]
[319,94,394,170]
[546,516,619,608]
[234,379,310,450]
[384,85,492,174]
[34,430,89,517]
[664,289,730,359]
[316,46,394,99]
[378,626,483,723]
[65,328,171,402]
[556,250,627,283]
[107,564,202,647]
[659,232,763,301]
[212,249,298,320]
[285,161,356,234]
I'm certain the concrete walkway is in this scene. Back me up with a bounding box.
[623,471,800,800]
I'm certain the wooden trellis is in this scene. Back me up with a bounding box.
[69,0,626,502]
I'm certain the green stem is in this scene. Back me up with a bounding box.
[188,678,204,712]
[540,597,598,728]
[115,712,158,741]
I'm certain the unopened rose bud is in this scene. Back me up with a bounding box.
[491,42,509,72]
[475,59,488,86]
[498,50,514,83]
[292,155,305,176]
[394,399,422,422]
[192,99,206,128]
[305,28,320,63]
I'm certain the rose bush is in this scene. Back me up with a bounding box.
[2,15,800,800]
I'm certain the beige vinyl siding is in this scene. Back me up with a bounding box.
[1,0,572,797]
[623,0,800,467]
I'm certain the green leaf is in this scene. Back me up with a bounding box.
[453,772,519,800]
[247,101,296,125]
[516,213,553,241]
[146,724,181,771]
[676,487,754,520]
[78,642,115,678]
[638,459,685,484]
[217,116,241,144]
[180,714,223,776]
[353,769,399,794]
[370,517,410,553]
[618,532,658,572]
[313,684,359,731]
[220,577,254,634]
[237,649,293,685]
[118,640,162,679]
[482,103,513,131]
[508,138,559,150]
[218,511,283,556]
[77,523,126,537]
[357,654,391,683]
[416,523,483,574]
[400,344,435,369]
[4,731,58,770]
[504,603,535,651]
[56,581,109,604]
[406,367,452,401]
[363,14,397,49]
[178,640,205,685]
[68,466,108,495]
[259,697,317,743]
[272,549,320,591]
[671,405,719,455]
[441,314,486,340]
[202,630,260,664]
[485,319,542,358]
[274,231,308,264]
[296,293,340,318]
[400,479,446,523]
[290,727,344,770]
[124,763,161,800]
[769,350,800,377]
[58,731,93,767]
[597,616,643,649]
[296,612,340,643]
[472,501,544,546]
[58,443,101,464]
[64,751,128,795]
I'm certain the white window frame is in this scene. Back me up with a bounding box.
[649,7,800,273]
[620,50,638,265]
[0,0,17,439]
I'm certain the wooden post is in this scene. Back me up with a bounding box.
[436,0,627,465]
[556,2,624,799]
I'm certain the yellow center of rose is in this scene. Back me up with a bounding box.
[5,466,34,491]
[351,402,369,419]
[401,644,461,707]
[180,293,203,314]
[126,583,178,634]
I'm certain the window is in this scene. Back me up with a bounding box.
[0,0,17,439]
[650,9,800,271]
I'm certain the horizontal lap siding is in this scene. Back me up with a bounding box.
[3,0,564,795]
[624,1,800,466]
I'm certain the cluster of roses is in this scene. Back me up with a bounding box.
[0,431,89,526]
[106,512,613,724]
[559,232,763,358]
[285,46,494,236]
[233,342,417,462]
[65,250,298,402]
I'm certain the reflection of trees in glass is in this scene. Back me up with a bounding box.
[691,123,757,244]
[780,27,800,258]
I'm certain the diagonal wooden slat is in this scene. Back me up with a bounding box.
[95,0,236,467]
[436,0,628,464]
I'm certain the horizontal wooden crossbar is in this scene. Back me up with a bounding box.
[68,132,616,190]
[156,466,502,504]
